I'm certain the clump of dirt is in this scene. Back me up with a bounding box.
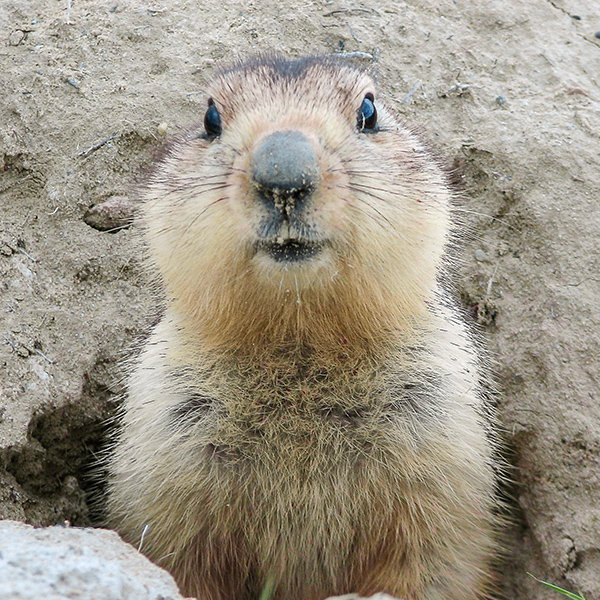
[1,1,599,599]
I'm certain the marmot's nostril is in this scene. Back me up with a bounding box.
[251,131,320,202]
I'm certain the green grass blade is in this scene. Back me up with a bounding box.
[528,573,586,600]
[259,573,277,600]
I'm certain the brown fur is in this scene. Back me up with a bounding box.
[106,55,499,600]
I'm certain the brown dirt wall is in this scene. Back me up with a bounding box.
[1,1,599,598]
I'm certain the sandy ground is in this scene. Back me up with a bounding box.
[1,0,599,598]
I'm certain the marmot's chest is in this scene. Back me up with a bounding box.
[220,384,380,451]
[171,362,433,472]
[207,397,381,481]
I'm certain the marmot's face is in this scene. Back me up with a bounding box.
[144,57,451,341]
[197,57,389,286]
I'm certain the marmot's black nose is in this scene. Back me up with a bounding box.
[251,131,319,211]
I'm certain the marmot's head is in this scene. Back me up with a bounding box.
[143,56,452,353]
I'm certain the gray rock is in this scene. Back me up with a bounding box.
[0,521,189,600]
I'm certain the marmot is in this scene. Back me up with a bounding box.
[107,55,499,600]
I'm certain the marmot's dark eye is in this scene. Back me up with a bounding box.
[204,98,222,137]
[357,93,377,131]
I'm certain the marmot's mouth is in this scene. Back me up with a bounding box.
[258,240,323,263]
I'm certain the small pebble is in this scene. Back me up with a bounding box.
[475,249,487,262]
[83,195,135,232]
[495,95,506,106]
[157,122,168,136]
[8,30,27,46]
[448,83,470,95]
[595,31,600,39]
[16,346,30,358]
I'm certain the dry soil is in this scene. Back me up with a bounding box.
[1,1,600,599]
